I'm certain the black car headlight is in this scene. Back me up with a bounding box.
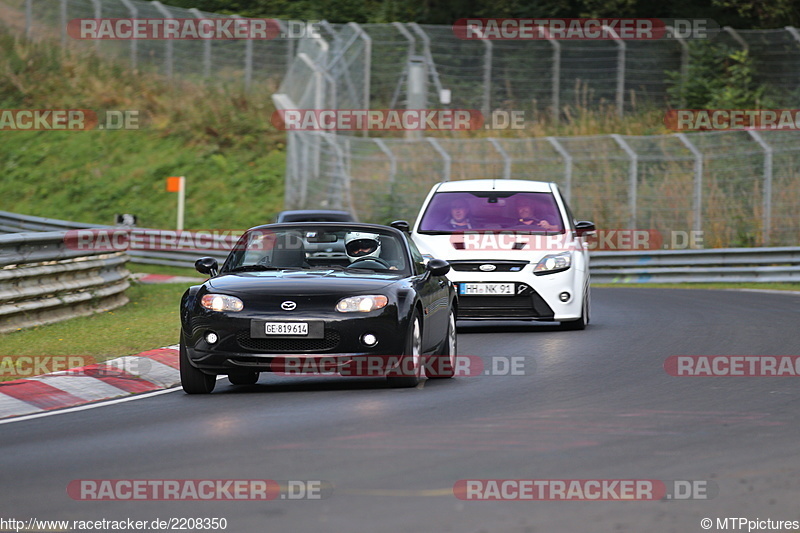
[336,295,388,313]
[533,252,572,275]
[201,294,244,312]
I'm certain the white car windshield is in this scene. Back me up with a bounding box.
[417,192,565,234]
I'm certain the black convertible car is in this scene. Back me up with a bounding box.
[179,222,457,393]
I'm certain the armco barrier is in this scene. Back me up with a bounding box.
[0,231,131,333]
[2,211,799,283]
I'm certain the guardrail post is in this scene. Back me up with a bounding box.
[151,1,174,79]
[546,137,573,204]
[120,0,138,70]
[676,133,703,234]
[611,134,638,228]
[488,138,511,180]
[746,131,773,245]
[603,25,625,117]
[426,138,451,182]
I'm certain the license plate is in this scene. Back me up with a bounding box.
[459,283,515,295]
[265,322,308,335]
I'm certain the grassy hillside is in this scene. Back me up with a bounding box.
[0,26,286,230]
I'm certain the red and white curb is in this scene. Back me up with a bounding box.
[0,346,180,420]
[131,273,204,284]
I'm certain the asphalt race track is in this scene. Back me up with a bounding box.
[1,288,799,533]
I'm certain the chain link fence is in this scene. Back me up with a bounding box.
[286,130,800,248]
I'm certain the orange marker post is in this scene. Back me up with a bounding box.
[166,176,185,230]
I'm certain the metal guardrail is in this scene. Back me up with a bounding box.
[2,211,799,282]
[0,211,229,269]
[0,231,131,333]
[591,247,800,283]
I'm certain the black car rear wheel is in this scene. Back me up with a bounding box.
[386,311,423,388]
[180,335,216,394]
[228,372,260,386]
[427,308,457,378]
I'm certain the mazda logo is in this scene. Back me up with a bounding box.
[479,264,496,272]
[281,301,297,311]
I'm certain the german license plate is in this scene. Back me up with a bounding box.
[459,283,515,295]
[265,322,308,335]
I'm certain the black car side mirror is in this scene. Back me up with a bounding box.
[390,220,410,233]
[195,257,219,276]
[575,221,596,236]
[426,258,450,277]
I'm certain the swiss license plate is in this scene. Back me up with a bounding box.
[459,283,515,295]
[265,322,308,335]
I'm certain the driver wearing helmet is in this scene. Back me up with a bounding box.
[344,232,397,269]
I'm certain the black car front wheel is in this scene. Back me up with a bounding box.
[180,335,216,394]
[427,308,457,379]
[386,310,423,388]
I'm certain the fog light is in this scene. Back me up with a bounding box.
[205,332,218,344]
[361,333,378,347]
[559,292,571,302]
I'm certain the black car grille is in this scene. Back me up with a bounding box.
[449,261,529,272]
[236,330,341,353]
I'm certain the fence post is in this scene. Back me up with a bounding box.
[373,139,397,184]
[666,26,689,108]
[488,138,511,180]
[60,0,67,49]
[603,25,625,117]
[408,23,445,100]
[545,137,573,204]
[389,22,415,109]
[676,133,703,234]
[187,9,211,79]
[25,0,32,39]
[321,134,354,214]
[151,2,174,79]
[89,0,101,52]
[723,26,749,50]
[426,138,451,182]
[536,27,561,124]
[482,37,492,118]
[746,130,773,245]
[611,135,638,228]
[120,0,138,70]
[232,15,253,90]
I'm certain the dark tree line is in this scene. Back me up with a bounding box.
[168,0,798,28]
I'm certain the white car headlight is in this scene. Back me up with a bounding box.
[201,294,244,312]
[336,295,389,313]
[534,252,572,275]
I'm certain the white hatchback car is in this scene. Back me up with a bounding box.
[410,179,595,329]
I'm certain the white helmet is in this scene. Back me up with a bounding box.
[344,232,381,262]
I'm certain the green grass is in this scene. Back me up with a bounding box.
[0,282,189,369]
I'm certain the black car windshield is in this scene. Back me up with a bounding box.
[222,225,410,275]
[417,191,565,234]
